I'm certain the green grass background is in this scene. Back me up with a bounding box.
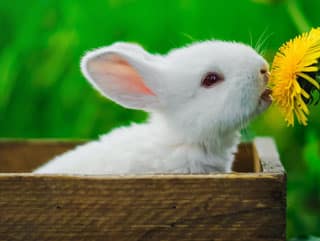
[0,0,320,238]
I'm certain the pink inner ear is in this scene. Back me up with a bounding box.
[89,54,155,96]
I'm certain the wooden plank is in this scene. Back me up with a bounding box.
[0,173,286,241]
[254,138,285,173]
[0,139,260,173]
[0,138,286,240]
[232,143,262,173]
[0,139,84,172]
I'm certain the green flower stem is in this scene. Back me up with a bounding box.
[287,0,311,33]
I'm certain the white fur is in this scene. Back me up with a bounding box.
[34,40,270,174]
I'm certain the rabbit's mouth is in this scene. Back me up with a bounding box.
[260,88,272,104]
[254,88,272,115]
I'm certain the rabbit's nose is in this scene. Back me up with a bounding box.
[260,67,270,84]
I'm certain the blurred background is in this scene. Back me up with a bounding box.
[0,0,319,238]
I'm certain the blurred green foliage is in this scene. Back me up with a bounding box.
[290,236,320,241]
[0,0,320,238]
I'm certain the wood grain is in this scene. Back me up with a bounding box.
[0,173,285,241]
[0,138,286,241]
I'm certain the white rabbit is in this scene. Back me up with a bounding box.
[33,41,271,174]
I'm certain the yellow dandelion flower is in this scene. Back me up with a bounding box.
[270,27,320,126]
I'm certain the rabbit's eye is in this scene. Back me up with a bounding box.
[201,72,224,88]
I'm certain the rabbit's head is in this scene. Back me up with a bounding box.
[81,41,271,141]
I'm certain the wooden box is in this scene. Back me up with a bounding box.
[0,137,286,241]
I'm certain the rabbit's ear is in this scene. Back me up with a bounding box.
[81,43,162,110]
